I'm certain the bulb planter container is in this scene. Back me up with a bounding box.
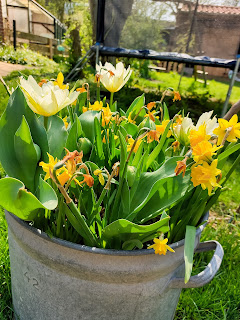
[6,211,223,320]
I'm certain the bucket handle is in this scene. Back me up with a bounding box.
[169,240,224,289]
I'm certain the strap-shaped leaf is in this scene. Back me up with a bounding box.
[146,120,172,170]
[126,94,145,117]
[66,113,83,151]
[14,116,39,192]
[47,115,68,158]
[94,117,104,160]
[184,226,196,283]
[101,216,170,249]
[122,122,138,138]
[118,130,127,178]
[0,177,58,220]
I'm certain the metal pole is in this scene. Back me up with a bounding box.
[13,20,16,50]
[221,57,240,117]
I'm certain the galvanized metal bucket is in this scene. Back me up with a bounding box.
[6,211,223,320]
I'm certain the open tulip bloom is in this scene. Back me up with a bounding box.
[0,65,239,281]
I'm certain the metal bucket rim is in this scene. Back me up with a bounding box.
[6,210,209,256]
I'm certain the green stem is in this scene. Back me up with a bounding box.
[110,92,114,111]
[44,116,48,130]
[97,85,100,102]
[67,106,74,125]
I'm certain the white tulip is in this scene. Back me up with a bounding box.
[96,62,132,93]
[20,75,79,117]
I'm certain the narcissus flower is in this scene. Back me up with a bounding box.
[213,114,240,145]
[96,62,132,93]
[127,137,142,153]
[101,104,113,126]
[89,101,104,111]
[53,72,69,90]
[148,238,175,255]
[156,120,172,137]
[94,169,105,185]
[20,75,79,116]
[195,111,218,135]
[144,109,159,122]
[192,140,220,163]
[190,124,211,147]
[147,102,156,111]
[39,153,58,181]
[191,159,221,195]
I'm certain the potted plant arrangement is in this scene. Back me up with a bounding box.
[0,62,239,320]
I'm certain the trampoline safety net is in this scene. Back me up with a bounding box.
[94,0,240,77]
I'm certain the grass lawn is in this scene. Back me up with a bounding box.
[0,63,240,319]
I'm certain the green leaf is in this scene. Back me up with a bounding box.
[0,177,58,220]
[129,156,184,218]
[121,180,130,217]
[0,88,48,181]
[218,142,240,165]
[94,117,104,160]
[118,130,127,178]
[134,173,192,223]
[184,226,196,283]
[101,216,170,249]
[122,239,143,250]
[163,102,170,120]
[146,120,172,170]
[66,114,83,151]
[47,115,68,158]
[75,91,87,115]
[126,94,145,117]
[14,116,39,191]
[122,122,139,138]
[79,110,100,143]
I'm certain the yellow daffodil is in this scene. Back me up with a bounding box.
[191,159,221,195]
[62,116,68,129]
[20,75,79,117]
[96,62,132,93]
[127,137,142,153]
[156,120,172,137]
[79,174,94,187]
[195,111,218,135]
[39,153,58,181]
[94,169,105,185]
[102,104,113,126]
[173,91,181,102]
[76,87,87,93]
[128,112,136,124]
[89,101,104,111]
[192,140,221,163]
[148,238,175,255]
[190,124,211,147]
[213,114,240,145]
[53,72,69,90]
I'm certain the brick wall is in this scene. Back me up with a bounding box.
[0,0,5,42]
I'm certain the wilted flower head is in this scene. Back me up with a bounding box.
[96,62,132,93]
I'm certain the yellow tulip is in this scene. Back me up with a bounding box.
[20,74,79,116]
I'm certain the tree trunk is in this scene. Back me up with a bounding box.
[89,0,134,47]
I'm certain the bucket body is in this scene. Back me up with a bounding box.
[6,211,220,320]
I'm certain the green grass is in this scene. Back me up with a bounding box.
[0,64,239,319]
